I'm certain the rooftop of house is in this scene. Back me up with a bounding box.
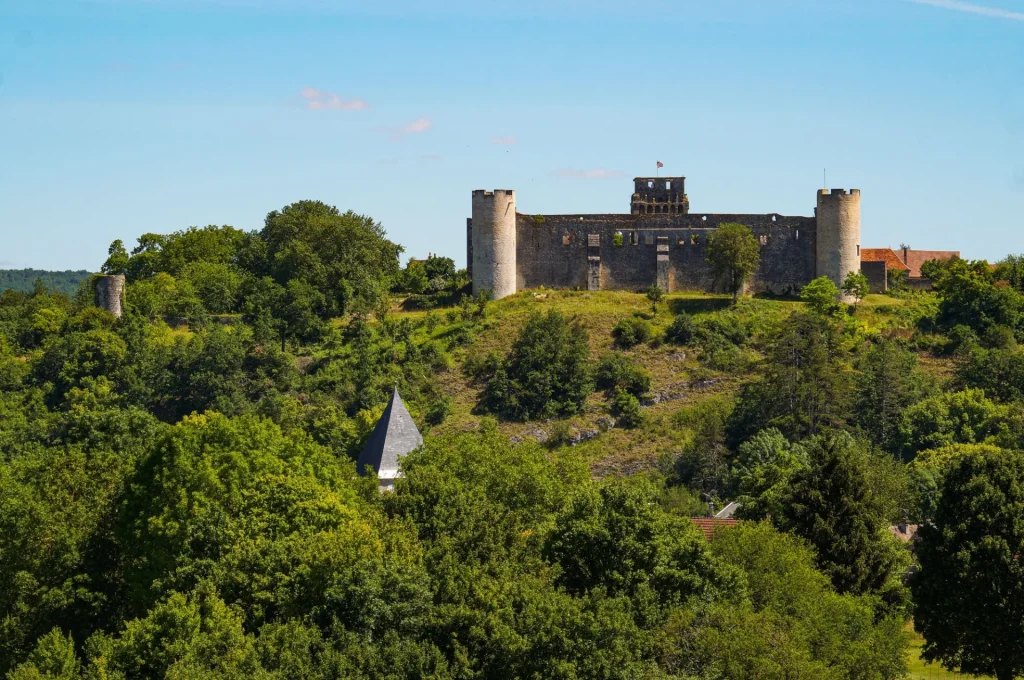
[690,517,739,541]
[861,248,910,273]
[898,248,960,278]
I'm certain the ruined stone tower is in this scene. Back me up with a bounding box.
[815,189,861,302]
[631,177,689,215]
[94,274,126,318]
[471,189,517,300]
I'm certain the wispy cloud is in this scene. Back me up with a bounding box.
[377,117,434,142]
[490,135,517,145]
[902,0,1024,21]
[553,168,624,179]
[421,153,443,161]
[300,87,370,111]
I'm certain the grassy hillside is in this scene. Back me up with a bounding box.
[389,289,942,477]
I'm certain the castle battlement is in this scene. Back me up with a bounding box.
[473,189,515,198]
[818,188,861,198]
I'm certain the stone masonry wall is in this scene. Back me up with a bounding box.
[515,213,817,294]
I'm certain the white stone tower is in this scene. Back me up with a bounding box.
[471,189,517,300]
[816,189,861,302]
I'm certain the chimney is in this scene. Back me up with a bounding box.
[707,501,716,518]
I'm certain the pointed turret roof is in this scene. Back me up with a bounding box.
[357,388,423,485]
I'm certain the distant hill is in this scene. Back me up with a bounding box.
[0,269,93,296]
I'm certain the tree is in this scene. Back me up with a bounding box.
[544,480,736,606]
[484,309,594,420]
[800,276,841,316]
[645,284,664,315]
[260,200,403,319]
[899,388,1022,458]
[101,240,129,276]
[912,450,1024,680]
[782,432,904,600]
[732,428,807,521]
[841,270,869,304]
[854,336,933,456]
[705,223,761,304]
[727,312,851,444]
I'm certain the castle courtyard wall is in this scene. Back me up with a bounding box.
[514,213,817,294]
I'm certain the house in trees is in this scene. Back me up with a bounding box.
[357,388,423,491]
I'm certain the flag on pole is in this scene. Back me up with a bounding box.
[656,161,664,169]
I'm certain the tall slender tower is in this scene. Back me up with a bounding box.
[471,189,517,299]
[816,189,861,302]
[94,274,126,318]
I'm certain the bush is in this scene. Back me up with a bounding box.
[484,309,594,420]
[613,389,644,428]
[666,313,697,345]
[595,353,651,396]
[424,394,453,425]
[612,317,652,348]
[464,348,501,382]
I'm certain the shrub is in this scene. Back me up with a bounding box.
[612,317,652,348]
[613,389,644,428]
[801,276,841,316]
[464,348,501,382]
[666,313,697,345]
[946,324,979,355]
[484,309,594,420]
[595,353,651,396]
[424,394,453,425]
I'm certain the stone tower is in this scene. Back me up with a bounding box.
[816,189,861,302]
[94,274,126,318]
[471,189,517,300]
[631,177,689,215]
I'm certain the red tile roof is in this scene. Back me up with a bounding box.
[861,248,910,272]
[900,249,959,278]
[690,518,739,540]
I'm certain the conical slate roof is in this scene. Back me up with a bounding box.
[357,388,423,486]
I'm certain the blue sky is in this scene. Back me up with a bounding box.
[1,0,1022,270]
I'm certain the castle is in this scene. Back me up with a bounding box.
[467,177,862,301]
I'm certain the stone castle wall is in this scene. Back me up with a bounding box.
[512,212,817,294]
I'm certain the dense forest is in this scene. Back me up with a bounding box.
[4,201,1024,679]
[0,270,92,297]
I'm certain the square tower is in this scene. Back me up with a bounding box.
[631,177,689,215]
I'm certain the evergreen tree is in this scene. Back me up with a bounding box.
[782,432,904,600]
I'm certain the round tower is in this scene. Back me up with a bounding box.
[815,189,861,302]
[94,274,126,318]
[471,189,517,299]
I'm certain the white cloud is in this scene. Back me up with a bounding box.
[490,135,517,145]
[553,168,624,179]
[402,117,432,134]
[300,87,370,111]
[902,0,1024,21]
[378,117,434,142]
